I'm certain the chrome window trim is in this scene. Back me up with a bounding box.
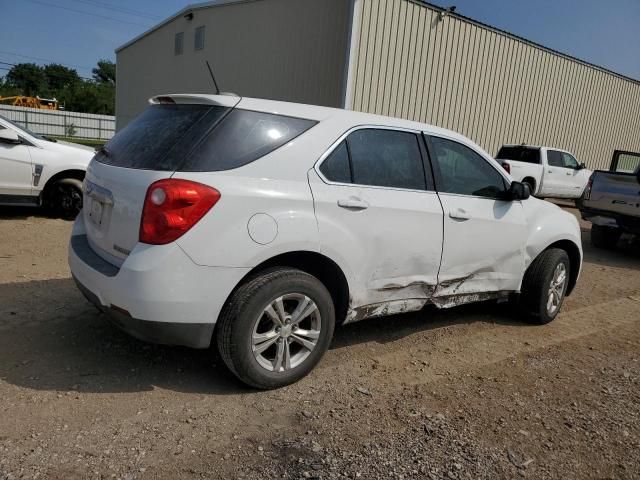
[313,124,433,194]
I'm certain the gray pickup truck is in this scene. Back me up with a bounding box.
[580,150,640,248]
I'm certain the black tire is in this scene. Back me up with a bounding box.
[216,267,335,389]
[519,248,570,325]
[591,224,621,249]
[46,178,83,219]
[522,180,535,196]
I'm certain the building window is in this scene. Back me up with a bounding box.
[174,32,184,55]
[194,26,205,51]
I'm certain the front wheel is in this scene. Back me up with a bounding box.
[519,249,570,325]
[216,268,335,389]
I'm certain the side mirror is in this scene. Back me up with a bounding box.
[578,162,586,170]
[508,181,530,201]
[0,129,21,144]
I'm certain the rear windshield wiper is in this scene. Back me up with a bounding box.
[98,145,111,157]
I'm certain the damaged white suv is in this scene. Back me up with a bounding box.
[69,94,583,389]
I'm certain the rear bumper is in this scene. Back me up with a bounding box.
[73,275,214,348]
[68,216,250,348]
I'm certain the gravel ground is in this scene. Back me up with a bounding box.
[0,204,639,479]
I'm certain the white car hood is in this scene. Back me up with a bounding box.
[55,140,97,153]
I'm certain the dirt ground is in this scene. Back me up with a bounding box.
[0,204,639,480]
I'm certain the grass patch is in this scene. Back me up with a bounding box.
[50,136,106,148]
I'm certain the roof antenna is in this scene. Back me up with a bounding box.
[205,60,220,95]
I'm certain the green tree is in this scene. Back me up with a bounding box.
[92,59,115,85]
[44,64,80,92]
[5,63,48,96]
[1,60,115,115]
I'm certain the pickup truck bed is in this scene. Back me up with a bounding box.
[580,150,640,248]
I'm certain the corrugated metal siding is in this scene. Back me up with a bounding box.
[116,0,351,130]
[349,0,640,170]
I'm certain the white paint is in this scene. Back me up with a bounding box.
[69,94,583,332]
[247,213,278,245]
[0,115,94,199]
[498,145,592,199]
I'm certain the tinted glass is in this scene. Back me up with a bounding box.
[496,146,541,164]
[561,152,578,169]
[181,109,316,172]
[95,104,226,170]
[346,129,426,190]
[320,141,351,183]
[430,136,506,198]
[547,150,564,167]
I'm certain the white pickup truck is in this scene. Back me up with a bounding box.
[0,114,95,217]
[496,145,592,199]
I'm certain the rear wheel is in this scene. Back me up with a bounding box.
[519,248,570,325]
[216,267,335,389]
[591,224,621,249]
[45,178,83,219]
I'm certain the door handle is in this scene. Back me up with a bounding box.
[449,208,470,221]
[337,197,369,210]
[566,172,572,175]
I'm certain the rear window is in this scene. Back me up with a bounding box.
[95,104,316,171]
[180,109,315,172]
[496,146,541,164]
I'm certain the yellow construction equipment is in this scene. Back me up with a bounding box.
[0,95,60,110]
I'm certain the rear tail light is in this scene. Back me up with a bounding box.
[583,174,594,200]
[501,162,511,174]
[140,179,220,245]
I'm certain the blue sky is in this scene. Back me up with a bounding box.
[0,0,638,81]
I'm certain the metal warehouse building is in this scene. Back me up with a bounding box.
[116,0,640,169]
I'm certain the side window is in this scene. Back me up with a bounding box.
[430,136,506,199]
[174,32,184,55]
[194,26,205,51]
[346,129,427,190]
[616,153,640,174]
[547,150,564,167]
[319,141,351,183]
[561,152,578,169]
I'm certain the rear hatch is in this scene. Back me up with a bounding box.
[82,94,318,265]
[83,95,240,265]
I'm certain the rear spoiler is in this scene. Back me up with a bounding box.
[149,94,241,108]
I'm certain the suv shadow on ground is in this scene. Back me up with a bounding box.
[0,277,528,396]
[0,206,56,220]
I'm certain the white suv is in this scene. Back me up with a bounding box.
[69,94,583,389]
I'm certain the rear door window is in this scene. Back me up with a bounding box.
[347,129,426,190]
[318,128,431,190]
[319,141,351,183]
